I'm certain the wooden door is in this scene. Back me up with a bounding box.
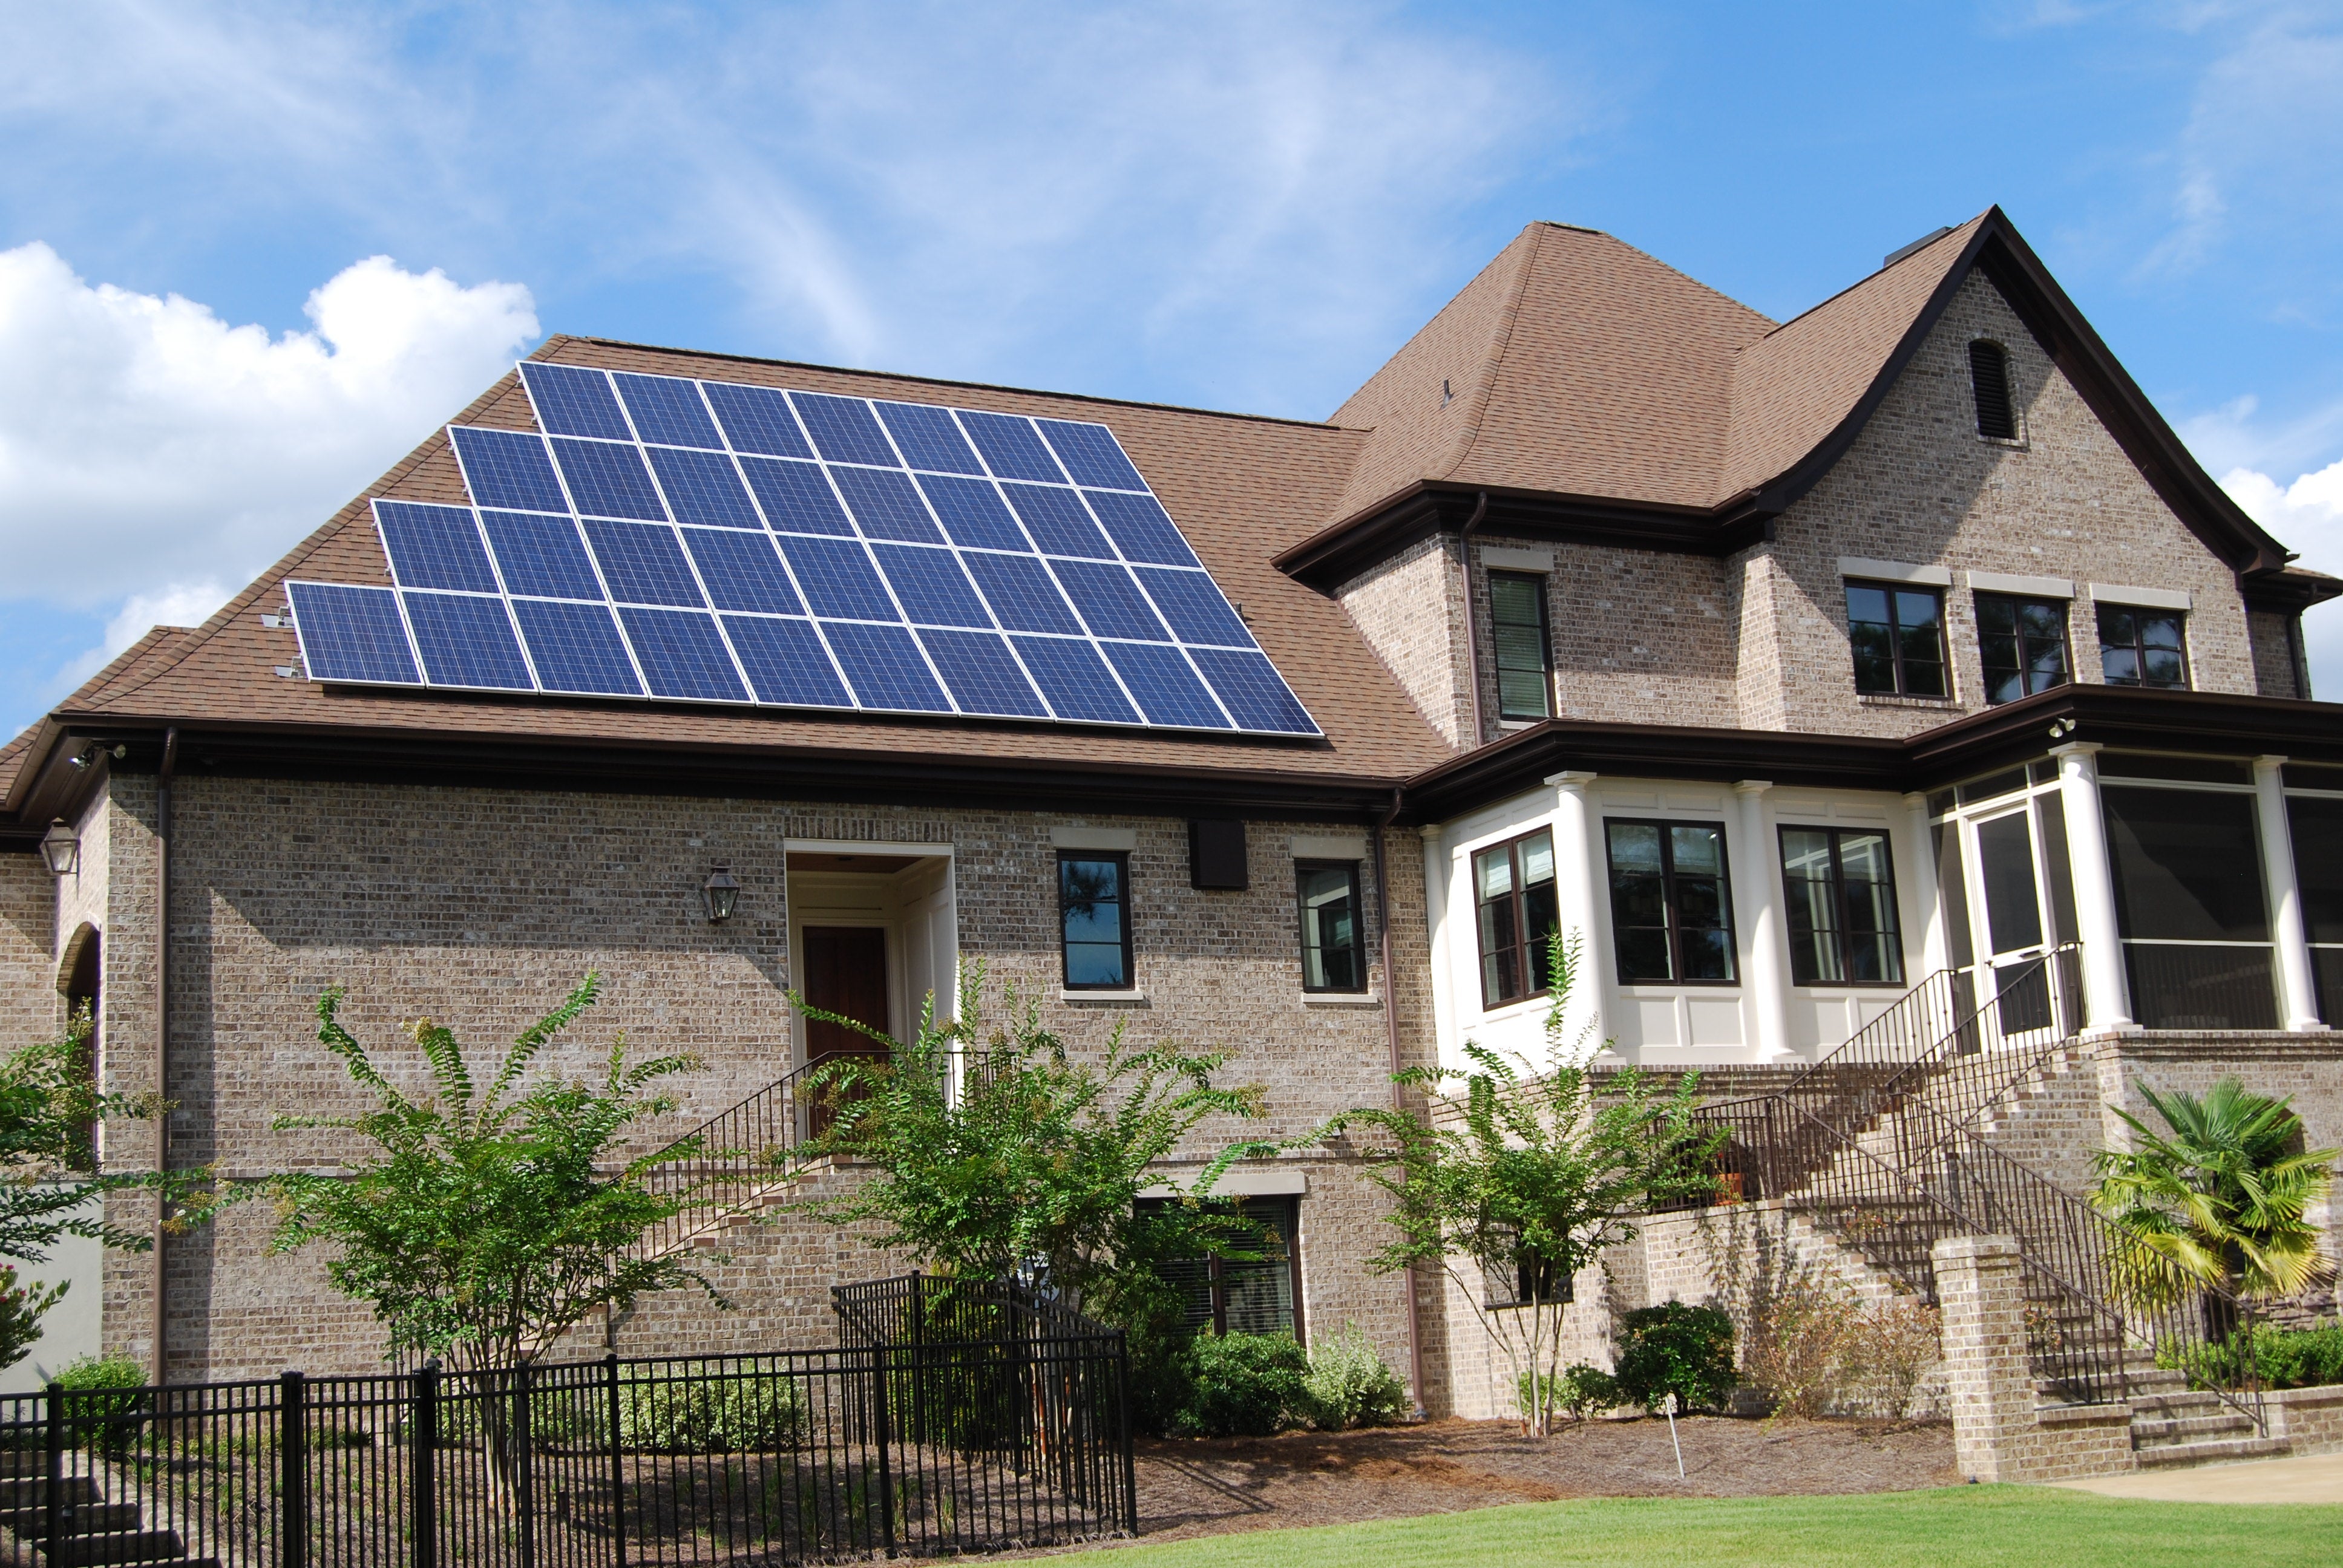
[802,926,890,1063]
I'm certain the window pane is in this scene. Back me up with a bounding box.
[1064,943,1127,987]
[1608,823,1661,873]
[1614,926,1673,983]
[1679,928,1734,981]
[1976,811,2044,955]
[1781,828,1841,986]
[1475,844,1514,901]
[2105,787,2269,943]
[1519,830,1556,887]
[1497,664,1551,719]
[1061,856,1126,988]
[1490,575,1542,626]
[2103,647,2141,685]
[2141,614,2183,651]
[2097,604,2138,647]
[1840,832,1903,984]
[1846,584,1890,623]
[1523,881,1560,990]
[1976,597,2015,636]
[2143,650,2185,687]
[1893,590,1941,632]
[1901,653,1947,698]
[1670,825,1725,877]
[1299,864,1360,991]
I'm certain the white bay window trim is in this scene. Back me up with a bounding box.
[2050,742,2135,1030]
[2254,755,2325,1031]
[1731,780,1794,1061]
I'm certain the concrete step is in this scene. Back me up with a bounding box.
[0,1478,99,1510]
[2131,1413,2258,1446]
[0,1503,145,1535]
[38,1530,190,1567]
[2132,1435,2289,1469]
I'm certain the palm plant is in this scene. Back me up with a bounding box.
[2091,1078,2338,1308]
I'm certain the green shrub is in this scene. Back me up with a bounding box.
[1302,1322,1407,1430]
[1517,1362,1620,1425]
[1174,1331,1308,1437]
[1124,1322,1195,1438]
[56,1355,148,1457]
[620,1373,806,1452]
[2162,1320,2343,1392]
[0,1269,64,1373]
[1613,1302,1736,1412]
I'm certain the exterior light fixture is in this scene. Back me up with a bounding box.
[702,865,741,923]
[39,820,79,877]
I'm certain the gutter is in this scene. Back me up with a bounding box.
[151,726,177,1383]
[1455,492,1489,748]
[1368,785,1427,1420]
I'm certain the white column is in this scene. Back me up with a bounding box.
[1420,824,1458,1062]
[1904,791,1950,976]
[2254,755,2324,1031]
[1545,771,1608,1054]
[2051,742,2135,1030]
[1733,780,1794,1062]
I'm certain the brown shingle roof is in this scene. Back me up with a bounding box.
[33,341,1453,796]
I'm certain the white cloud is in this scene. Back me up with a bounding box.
[2220,458,2343,696]
[0,244,537,642]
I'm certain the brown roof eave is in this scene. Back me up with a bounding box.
[23,715,1412,824]
[1274,480,1772,593]
[1400,684,2343,823]
[0,718,108,849]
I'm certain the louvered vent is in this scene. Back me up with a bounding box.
[1969,340,2016,440]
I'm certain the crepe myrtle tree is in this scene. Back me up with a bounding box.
[0,1007,199,1364]
[784,962,1276,1332]
[1323,933,1722,1437]
[244,973,729,1374]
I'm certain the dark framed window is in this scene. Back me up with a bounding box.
[1970,340,2017,440]
[1058,852,1131,989]
[1845,581,1948,697]
[1607,820,1736,984]
[2097,604,2189,690]
[1976,593,2070,705]
[2104,786,2275,1030]
[1297,861,1365,992]
[1473,829,1558,1008]
[1489,570,1553,721]
[1779,826,1904,986]
[1136,1196,1301,1339]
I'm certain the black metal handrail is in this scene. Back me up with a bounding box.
[630,1055,829,1261]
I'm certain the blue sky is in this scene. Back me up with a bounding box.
[5,1,2343,740]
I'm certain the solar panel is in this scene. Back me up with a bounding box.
[292,363,1318,735]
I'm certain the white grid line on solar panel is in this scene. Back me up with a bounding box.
[426,371,1309,732]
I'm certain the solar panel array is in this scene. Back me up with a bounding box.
[284,361,1318,736]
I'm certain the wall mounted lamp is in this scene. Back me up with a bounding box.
[39,820,79,877]
[702,865,741,923]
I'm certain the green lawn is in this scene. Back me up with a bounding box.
[1075,1486,2343,1567]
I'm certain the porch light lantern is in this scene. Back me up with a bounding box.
[702,864,741,924]
[38,820,79,878]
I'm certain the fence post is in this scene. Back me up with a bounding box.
[605,1353,626,1568]
[873,1347,897,1558]
[44,1380,63,1568]
[413,1361,439,1568]
[281,1371,309,1568]
[515,1362,538,1568]
[1116,1339,1138,1537]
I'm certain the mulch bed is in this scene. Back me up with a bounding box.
[1050,1414,1959,1551]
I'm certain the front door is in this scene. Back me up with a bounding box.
[802,926,890,1064]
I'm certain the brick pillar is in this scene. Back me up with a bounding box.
[1934,1235,2035,1481]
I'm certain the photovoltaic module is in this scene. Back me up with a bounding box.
[283,361,1319,736]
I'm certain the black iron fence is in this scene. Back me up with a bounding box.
[2,1292,1134,1568]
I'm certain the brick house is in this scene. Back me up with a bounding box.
[7,209,2343,1440]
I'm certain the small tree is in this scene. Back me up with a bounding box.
[254,974,727,1372]
[2091,1077,2338,1310]
[0,1007,182,1262]
[786,965,1274,1330]
[0,1007,191,1361]
[1325,933,1720,1436]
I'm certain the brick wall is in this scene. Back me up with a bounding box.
[98,775,1434,1385]
[1335,534,1470,748]
[0,852,51,1049]
[2249,609,2307,699]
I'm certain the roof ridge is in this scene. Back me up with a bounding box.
[1748,214,1984,346]
[1437,221,1548,483]
[1541,221,1779,335]
[545,337,1360,433]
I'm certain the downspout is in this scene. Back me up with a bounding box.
[1370,786,1427,1420]
[151,727,177,1384]
[1453,492,1490,748]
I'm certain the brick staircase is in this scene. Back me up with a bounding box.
[1691,945,2275,1467]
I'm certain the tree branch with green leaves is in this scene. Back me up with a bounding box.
[0,1005,188,1264]
[1322,932,1722,1436]
[228,973,730,1373]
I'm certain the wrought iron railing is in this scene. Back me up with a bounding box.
[0,1291,1136,1568]
[629,1057,830,1261]
[1675,940,2264,1429]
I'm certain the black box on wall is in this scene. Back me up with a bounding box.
[1188,819,1248,890]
